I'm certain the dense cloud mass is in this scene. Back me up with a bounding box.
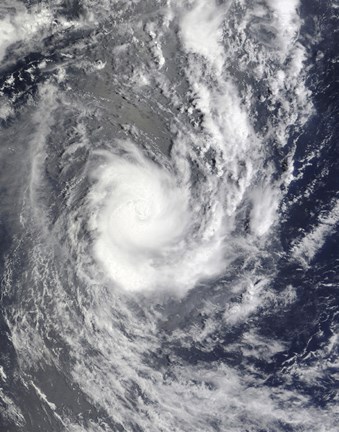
[0,0,338,431]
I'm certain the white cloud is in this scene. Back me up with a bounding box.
[292,199,339,266]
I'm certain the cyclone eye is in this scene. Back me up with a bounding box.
[133,199,151,221]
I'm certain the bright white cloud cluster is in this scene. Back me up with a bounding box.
[87,141,227,294]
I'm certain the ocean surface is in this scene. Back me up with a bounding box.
[0,1,338,431]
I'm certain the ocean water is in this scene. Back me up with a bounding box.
[0,1,338,431]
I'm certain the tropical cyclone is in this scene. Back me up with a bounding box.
[82,131,229,294]
[87,140,223,293]
[0,1,338,432]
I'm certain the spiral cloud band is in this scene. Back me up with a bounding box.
[2,0,338,431]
